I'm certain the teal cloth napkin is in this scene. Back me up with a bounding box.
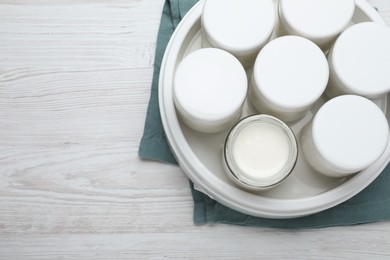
[139,0,390,228]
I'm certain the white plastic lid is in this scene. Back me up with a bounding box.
[253,36,329,111]
[331,22,390,97]
[174,48,247,125]
[312,95,389,173]
[202,0,275,55]
[279,0,355,40]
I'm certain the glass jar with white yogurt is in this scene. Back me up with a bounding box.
[223,114,298,190]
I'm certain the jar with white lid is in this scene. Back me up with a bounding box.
[174,48,247,133]
[201,0,276,68]
[301,95,389,178]
[249,35,329,122]
[278,0,355,50]
[326,22,390,99]
[223,114,298,190]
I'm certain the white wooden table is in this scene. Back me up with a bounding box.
[1,0,390,258]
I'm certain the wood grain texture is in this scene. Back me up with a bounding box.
[1,0,390,258]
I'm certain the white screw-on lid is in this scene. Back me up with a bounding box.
[253,36,329,111]
[174,48,247,132]
[312,95,389,173]
[202,0,275,56]
[330,22,390,97]
[279,0,354,43]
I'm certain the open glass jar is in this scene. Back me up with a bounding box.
[223,114,298,190]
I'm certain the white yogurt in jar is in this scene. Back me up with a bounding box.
[174,48,247,133]
[224,115,298,190]
[233,122,290,179]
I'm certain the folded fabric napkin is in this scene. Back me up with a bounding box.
[139,0,390,228]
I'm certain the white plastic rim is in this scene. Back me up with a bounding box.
[328,22,390,98]
[159,0,390,218]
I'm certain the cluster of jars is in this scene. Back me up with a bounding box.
[173,0,390,190]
